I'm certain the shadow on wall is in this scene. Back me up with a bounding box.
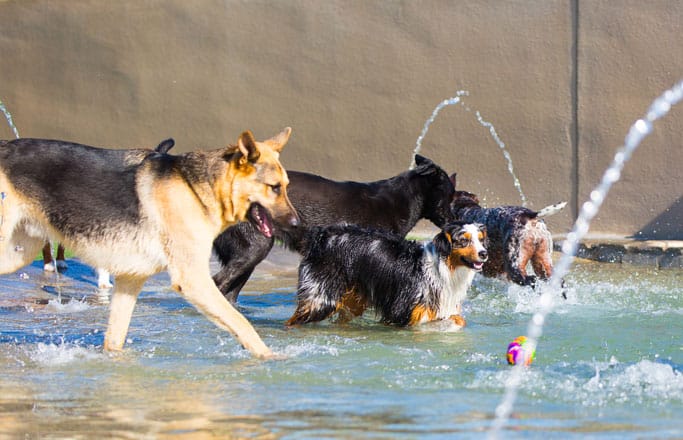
[632,196,683,240]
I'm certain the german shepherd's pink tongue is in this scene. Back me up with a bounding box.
[249,204,274,238]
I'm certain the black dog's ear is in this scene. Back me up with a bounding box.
[155,138,175,154]
[414,155,436,176]
[450,173,457,188]
[477,223,489,247]
[414,154,430,166]
[433,230,453,257]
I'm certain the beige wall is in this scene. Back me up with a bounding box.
[1,1,681,238]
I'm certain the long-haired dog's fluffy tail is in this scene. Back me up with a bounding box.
[537,201,567,218]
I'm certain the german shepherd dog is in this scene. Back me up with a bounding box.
[286,222,488,328]
[0,128,298,359]
[213,155,456,303]
[449,174,566,292]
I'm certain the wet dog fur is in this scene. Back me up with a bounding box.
[286,222,488,328]
[213,155,456,303]
[0,129,298,359]
[449,174,566,293]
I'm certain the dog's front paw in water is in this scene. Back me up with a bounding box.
[449,314,466,327]
[417,317,466,332]
[262,351,288,361]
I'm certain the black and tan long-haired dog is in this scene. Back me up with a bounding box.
[0,128,298,359]
[449,174,566,291]
[213,155,456,303]
[286,222,488,328]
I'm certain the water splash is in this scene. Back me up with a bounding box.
[0,99,17,242]
[489,78,683,439]
[411,91,527,205]
[29,341,103,366]
[411,90,469,169]
[475,111,527,206]
[0,99,20,139]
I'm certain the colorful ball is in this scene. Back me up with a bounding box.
[506,336,536,366]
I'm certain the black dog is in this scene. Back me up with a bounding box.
[213,155,456,302]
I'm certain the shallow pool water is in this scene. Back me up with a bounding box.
[0,248,681,438]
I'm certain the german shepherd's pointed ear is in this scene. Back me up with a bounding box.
[413,155,437,176]
[450,173,457,188]
[238,130,261,163]
[264,127,292,153]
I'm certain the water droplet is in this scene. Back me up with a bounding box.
[605,168,621,183]
[635,119,651,134]
[590,190,604,204]
[581,201,597,218]
[562,240,575,255]
[575,218,590,236]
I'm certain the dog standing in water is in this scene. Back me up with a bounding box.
[213,155,457,303]
[450,174,566,291]
[287,222,487,328]
[0,129,298,359]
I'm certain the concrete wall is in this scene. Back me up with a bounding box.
[0,0,681,239]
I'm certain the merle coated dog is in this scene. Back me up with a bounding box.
[213,155,456,303]
[449,174,566,291]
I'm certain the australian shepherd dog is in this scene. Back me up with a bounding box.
[286,222,488,328]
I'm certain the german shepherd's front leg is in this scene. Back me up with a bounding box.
[169,263,273,359]
[104,275,147,351]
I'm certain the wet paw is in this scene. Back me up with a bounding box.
[449,314,466,327]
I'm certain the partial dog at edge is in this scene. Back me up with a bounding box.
[286,221,488,328]
[0,129,298,359]
[449,174,566,294]
[213,155,457,303]
[42,242,114,290]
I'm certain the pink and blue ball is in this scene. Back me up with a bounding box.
[506,336,536,366]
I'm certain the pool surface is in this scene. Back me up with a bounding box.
[1,247,681,438]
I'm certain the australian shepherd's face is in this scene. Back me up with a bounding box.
[434,222,488,271]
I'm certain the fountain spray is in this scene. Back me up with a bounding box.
[0,99,20,139]
[411,90,527,206]
[488,78,683,439]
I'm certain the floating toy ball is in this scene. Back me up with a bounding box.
[506,336,536,366]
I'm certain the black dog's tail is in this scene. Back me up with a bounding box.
[154,138,175,154]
